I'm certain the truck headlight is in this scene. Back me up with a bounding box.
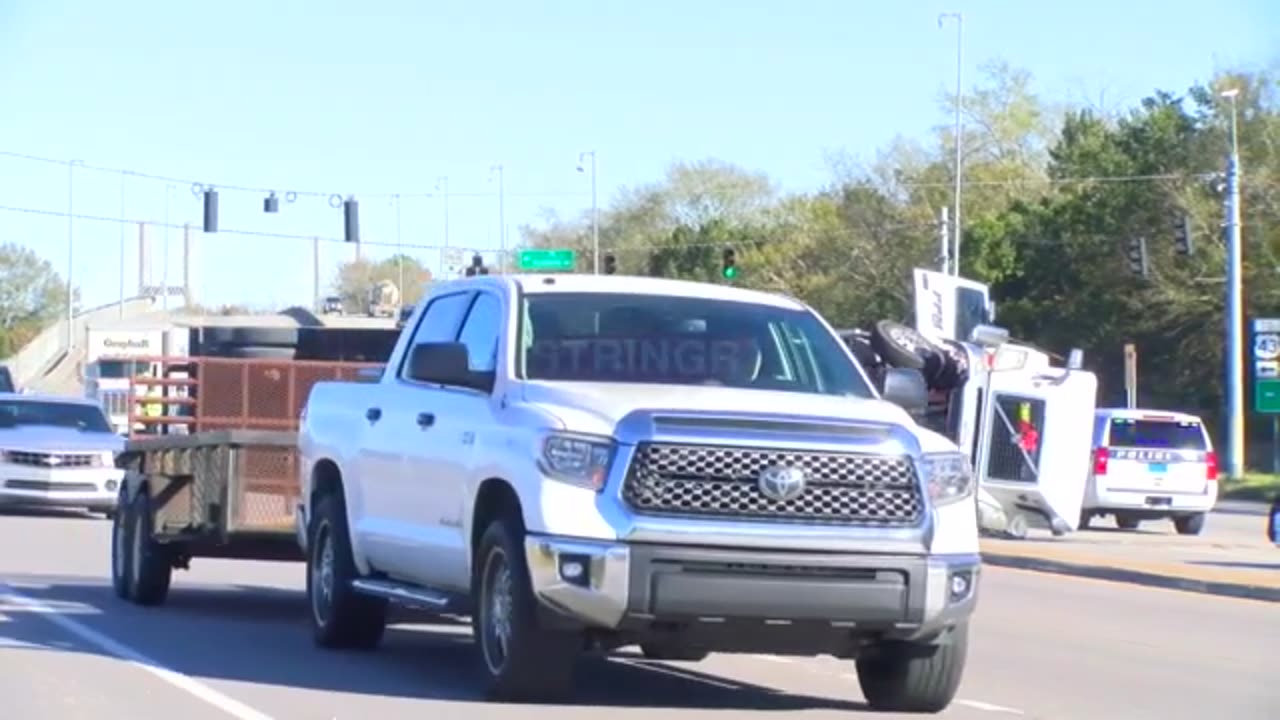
[538,433,615,491]
[919,452,974,507]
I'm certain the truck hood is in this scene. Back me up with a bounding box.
[0,426,124,453]
[520,381,953,451]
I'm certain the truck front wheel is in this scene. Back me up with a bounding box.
[307,493,387,649]
[856,622,969,713]
[473,518,579,701]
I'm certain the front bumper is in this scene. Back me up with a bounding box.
[0,464,124,511]
[524,535,979,644]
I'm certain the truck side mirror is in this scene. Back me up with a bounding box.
[406,342,493,392]
[968,323,1010,348]
[881,368,928,414]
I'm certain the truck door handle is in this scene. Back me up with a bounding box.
[365,407,382,422]
[416,412,435,428]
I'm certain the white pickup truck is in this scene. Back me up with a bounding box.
[297,273,980,712]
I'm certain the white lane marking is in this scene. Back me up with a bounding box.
[955,699,1025,715]
[0,584,275,720]
[749,653,794,663]
[612,657,740,689]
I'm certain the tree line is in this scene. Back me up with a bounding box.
[517,60,1280,464]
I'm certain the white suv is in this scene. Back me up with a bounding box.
[1081,408,1218,534]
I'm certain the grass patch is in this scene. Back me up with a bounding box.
[1221,474,1280,502]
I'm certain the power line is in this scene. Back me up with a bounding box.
[0,149,589,200]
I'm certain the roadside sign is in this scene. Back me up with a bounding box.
[1251,318,1280,413]
[517,249,575,272]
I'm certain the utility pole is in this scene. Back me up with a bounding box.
[66,159,82,348]
[938,206,951,274]
[938,12,964,277]
[578,151,599,273]
[491,164,505,272]
[312,237,321,311]
[1222,87,1246,479]
[182,223,192,309]
[137,222,147,296]
[395,194,404,293]
[119,173,126,318]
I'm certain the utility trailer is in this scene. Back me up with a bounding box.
[110,355,380,606]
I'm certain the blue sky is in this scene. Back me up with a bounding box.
[1,0,1274,310]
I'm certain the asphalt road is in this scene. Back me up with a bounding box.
[1,510,1275,720]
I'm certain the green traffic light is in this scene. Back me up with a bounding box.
[723,266,738,279]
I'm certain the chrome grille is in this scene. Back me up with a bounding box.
[622,442,924,526]
[3,451,99,468]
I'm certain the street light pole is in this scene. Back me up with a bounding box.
[577,151,599,274]
[119,173,126,318]
[939,12,964,276]
[490,165,505,272]
[66,159,83,348]
[1222,87,1246,479]
[437,176,450,248]
[395,194,404,293]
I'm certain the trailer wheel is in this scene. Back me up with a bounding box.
[126,490,172,606]
[307,493,387,649]
[110,487,133,600]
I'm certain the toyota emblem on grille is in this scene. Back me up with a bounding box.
[757,465,808,502]
[44,455,62,466]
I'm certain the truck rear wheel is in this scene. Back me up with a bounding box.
[1174,512,1205,535]
[473,518,578,701]
[126,490,172,606]
[856,622,969,713]
[307,493,388,649]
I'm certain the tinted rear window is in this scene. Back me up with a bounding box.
[1108,418,1206,450]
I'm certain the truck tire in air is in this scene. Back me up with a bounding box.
[201,327,300,347]
[870,320,940,372]
[306,492,388,649]
[473,518,578,702]
[856,621,969,713]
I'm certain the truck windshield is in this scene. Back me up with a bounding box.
[0,399,113,433]
[1107,418,1207,450]
[519,292,873,398]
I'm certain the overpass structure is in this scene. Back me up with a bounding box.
[6,300,399,397]
[3,296,161,396]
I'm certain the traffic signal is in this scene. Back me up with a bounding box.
[465,252,484,277]
[343,197,359,243]
[603,253,617,275]
[1125,236,1149,277]
[202,188,219,233]
[721,246,738,280]
[1173,214,1193,256]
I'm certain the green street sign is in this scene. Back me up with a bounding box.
[518,249,575,272]
[1253,317,1280,413]
[1257,379,1280,414]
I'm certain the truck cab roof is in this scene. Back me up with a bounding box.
[429,274,809,311]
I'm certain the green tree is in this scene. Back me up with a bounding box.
[332,254,434,310]
[0,243,71,357]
